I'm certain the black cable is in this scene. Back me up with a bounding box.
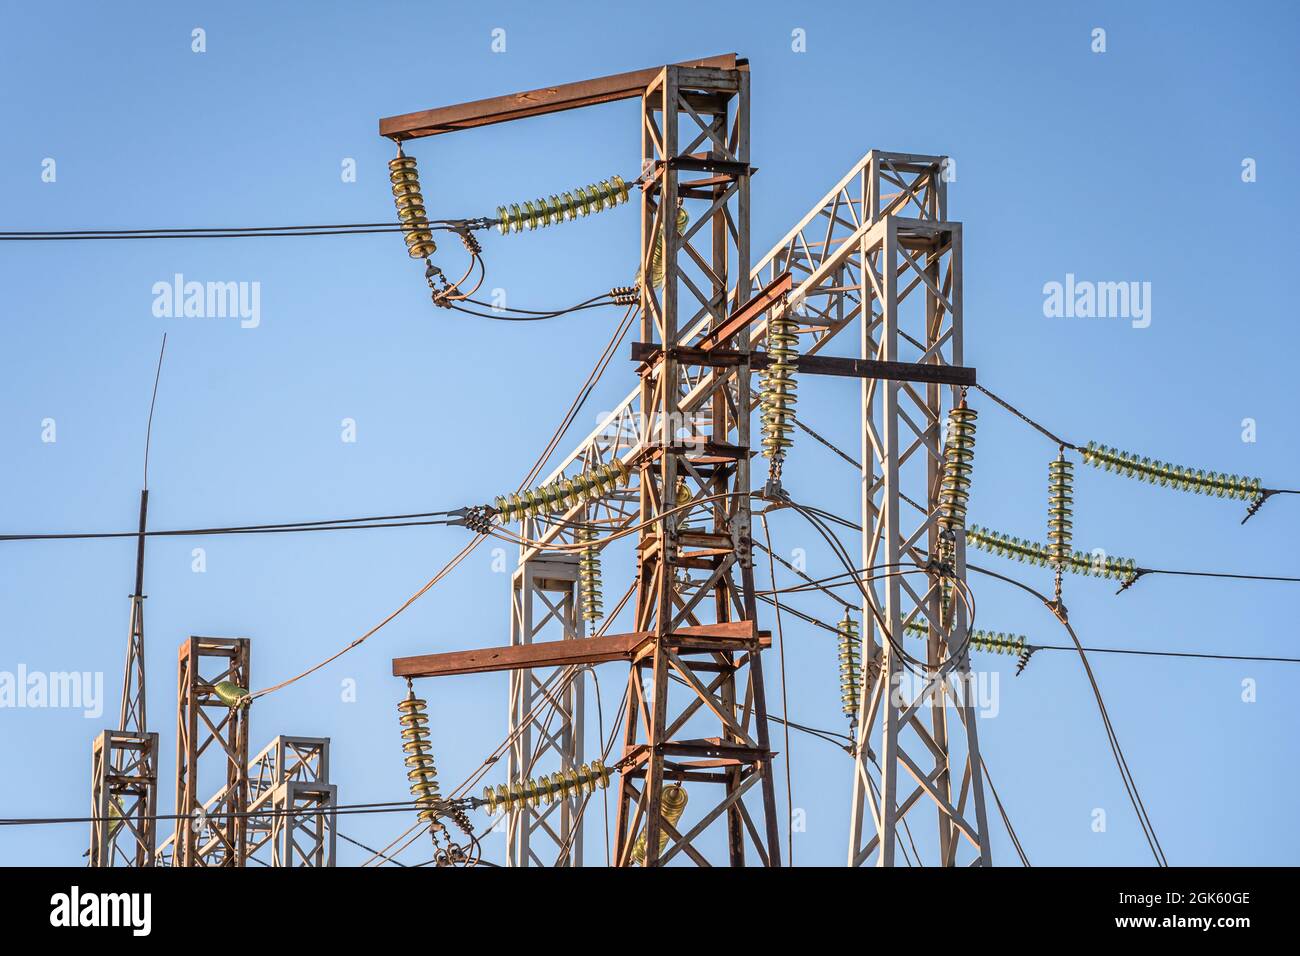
[967,561,1168,866]
[1132,567,1300,585]
[786,430,1300,591]
[0,219,489,241]
[331,828,408,867]
[444,296,619,322]
[1032,645,1300,664]
[0,510,458,542]
[460,293,616,317]
[753,538,855,610]
[0,798,444,827]
[774,498,976,673]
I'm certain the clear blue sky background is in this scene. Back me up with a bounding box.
[2,1,1297,867]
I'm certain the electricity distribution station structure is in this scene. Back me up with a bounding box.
[84,52,1068,868]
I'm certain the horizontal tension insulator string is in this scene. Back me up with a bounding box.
[966,525,1137,581]
[1080,442,1261,501]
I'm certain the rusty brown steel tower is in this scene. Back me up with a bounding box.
[610,60,782,867]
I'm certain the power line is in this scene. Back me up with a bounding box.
[0,510,459,542]
[1031,644,1300,664]
[0,219,494,241]
[0,798,433,827]
[248,303,639,702]
[967,561,1168,866]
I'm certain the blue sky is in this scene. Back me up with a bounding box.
[2,0,1298,866]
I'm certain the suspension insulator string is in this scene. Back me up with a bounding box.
[478,761,612,815]
[938,399,977,556]
[388,150,437,260]
[397,680,443,842]
[497,176,630,235]
[1080,441,1261,501]
[760,308,798,497]
[577,521,603,628]
[630,783,689,866]
[836,610,861,721]
[1047,449,1074,600]
[636,206,690,289]
[489,458,632,524]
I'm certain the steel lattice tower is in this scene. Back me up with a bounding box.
[846,154,992,866]
[608,61,782,867]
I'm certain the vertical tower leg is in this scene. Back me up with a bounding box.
[270,781,337,867]
[172,636,251,867]
[506,556,585,866]
[847,154,992,867]
[611,61,781,868]
[89,730,158,866]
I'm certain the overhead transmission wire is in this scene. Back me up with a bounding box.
[446,291,632,322]
[248,301,637,703]
[980,754,1030,866]
[760,472,1166,864]
[0,219,493,241]
[754,559,1300,665]
[362,586,638,867]
[794,411,1300,591]
[353,305,639,865]
[759,513,796,866]
[382,661,607,867]
[967,560,1168,866]
[0,510,462,542]
[0,798,438,827]
[972,383,1300,523]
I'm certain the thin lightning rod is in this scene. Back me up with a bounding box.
[142,333,167,491]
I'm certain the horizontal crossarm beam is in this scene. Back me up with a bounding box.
[393,621,767,679]
[630,343,976,386]
[380,54,739,140]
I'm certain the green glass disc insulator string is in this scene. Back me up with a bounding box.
[836,611,861,719]
[491,459,631,523]
[577,523,603,626]
[397,684,441,827]
[636,207,690,289]
[388,153,437,259]
[497,176,630,235]
[939,401,977,535]
[1047,452,1074,569]
[481,760,611,814]
[760,310,798,488]
[966,525,1138,581]
[1080,441,1261,501]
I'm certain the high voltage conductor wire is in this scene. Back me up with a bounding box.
[248,302,638,703]
[767,492,1300,666]
[972,383,1300,509]
[0,511,461,542]
[0,798,436,827]
[447,292,626,322]
[355,311,639,865]
[767,497,978,674]
[965,560,1167,866]
[0,219,493,241]
[792,415,1300,591]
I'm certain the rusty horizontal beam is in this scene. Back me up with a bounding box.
[696,271,792,353]
[393,621,764,679]
[380,54,739,140]
[631,343,976,386]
